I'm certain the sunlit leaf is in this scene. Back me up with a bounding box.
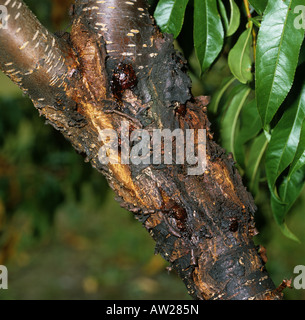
[194,0,224,73]
[227,0,240,37]
[154,0,189,38]
[256,0,305,128]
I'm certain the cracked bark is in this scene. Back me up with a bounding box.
[0,0,283,300]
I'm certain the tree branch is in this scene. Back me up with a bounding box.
[0,0,283,300]
[0,0,74,105]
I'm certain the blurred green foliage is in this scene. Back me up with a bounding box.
[0,0,304,300]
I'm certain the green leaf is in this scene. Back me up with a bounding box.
[289,118,305,177]
[248,0,267,15]
[270,164,305,242]
[154,0,189,38]
[194,0,224,73]
[289,65,305,175]
[227,0,240,37]
[209,76,236,113]
[218,0,229,32]
[238,99,262,144]
[271,197,301,242]
[228,24,253,84]
[234,99,262,166]
[269,82,305,241]
[255,0,305,128]
[218,0,240,37]
[265,82,305,203]
[220,85,251,159]
[250,16,262,28]
[246,132,268,194]
[278,121,305,210]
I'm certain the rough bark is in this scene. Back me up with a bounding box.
[0,0,283,300]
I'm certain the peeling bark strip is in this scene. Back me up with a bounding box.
[0,0,282,300]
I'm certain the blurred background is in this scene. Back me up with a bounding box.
[0,0,304,300]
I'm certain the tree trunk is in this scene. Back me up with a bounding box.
[0,0,283,300]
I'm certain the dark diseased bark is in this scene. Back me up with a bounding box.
[0,0,283,300]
